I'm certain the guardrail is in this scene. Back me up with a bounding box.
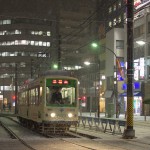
[78,116,126,135]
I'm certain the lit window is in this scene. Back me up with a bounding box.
[10,41,15,45]
[43,42,46,46]
[7,20,11,24]
[21,40,28,45]
[31,31,34,35]
[3,20,7,24]
[113,18,116,25]
[15,30,20,34]
[109,7,112,13]
[47,31,51,36]
[47,42,50,47]
[39,31,42,35]
[39,41,42,46]
[35,41,39,46]
[15,40,19,45]
[10,53,14,56]
[109,21,112,27]
[31,41,34,45]
[3,31,7,35]
[2,52,6,56]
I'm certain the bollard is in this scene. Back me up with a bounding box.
[144,110,146,121]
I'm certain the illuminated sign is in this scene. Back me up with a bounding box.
[122,82,141,90]
[52,79,69,85]
[124,0,150,9]
[135,0,150,9]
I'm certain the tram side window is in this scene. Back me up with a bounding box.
[35,87,39,105]
[30,89,35,105]
[20,92,26,105]
[25,91,29,105]
[19,92,24,105]
[39,86,43,104]
[29,87,40,105]
[29,90,31,105]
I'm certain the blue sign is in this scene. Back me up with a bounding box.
[122,82,140,90]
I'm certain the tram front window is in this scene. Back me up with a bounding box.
[46,86,76,106]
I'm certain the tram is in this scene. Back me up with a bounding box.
[17,70,79,134]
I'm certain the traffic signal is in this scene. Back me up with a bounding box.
[81,96,86,101]
[12,95,16,100]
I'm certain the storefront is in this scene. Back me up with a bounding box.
[123,94,142,115]
[121,82,142,115]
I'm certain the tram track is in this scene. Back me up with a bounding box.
[0,116,99,150]
[0,119,36,150]
[6,116,101,139]
[2,115,150,150]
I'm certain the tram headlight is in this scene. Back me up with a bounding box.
[68,113,73,118]
[50,112,56,118]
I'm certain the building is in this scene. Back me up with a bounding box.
[104,0,150,116]
[78,0,150,117]
[0,0,100,111]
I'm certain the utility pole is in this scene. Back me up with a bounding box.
[58,35,61,70]
[31,59,33,78]
[15,63,18,114]
[97,59,100,118]
[123,0,135,138]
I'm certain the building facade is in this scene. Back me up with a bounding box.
[0,0,99,111]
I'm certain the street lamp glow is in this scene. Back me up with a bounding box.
[136,40,146,45]
[53,64,58,69]
[91,42,98,48]
[84,61,91,66]
[101,75,106,80]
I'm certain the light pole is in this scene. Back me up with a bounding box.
[84,60,100,118]
[91,42,119,118]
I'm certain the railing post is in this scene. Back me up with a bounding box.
[144,110,147,121]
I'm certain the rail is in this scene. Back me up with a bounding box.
[78,116,126,135]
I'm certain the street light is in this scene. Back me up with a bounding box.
[84,61,91,66]
[84,60,100,118]
[136,40,146,46]
[91,42,119,118]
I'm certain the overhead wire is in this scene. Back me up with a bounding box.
[21,0,124,75]
[33,0,120,63]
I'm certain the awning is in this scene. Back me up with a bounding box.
[143,99,150,104]
[104,90,113,98]
[120,92,141,97]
